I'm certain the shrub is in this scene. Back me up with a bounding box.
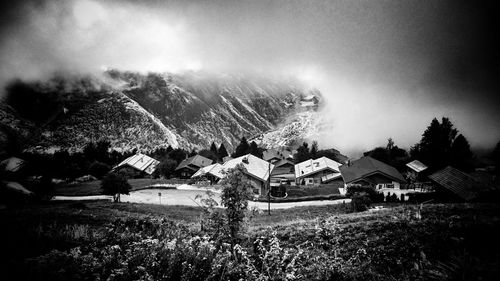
[351,192,371,212]
[346,185,384,203]
[101,173,131,202]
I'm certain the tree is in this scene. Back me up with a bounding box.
[101,173,131,202]
[199,149,218,163]
[492,141,500,176]
[294,142,311,163]
[89,161,111,179]
[248,141,263,158]
[219,164,253,245]
[153,158,178,178]
[210,142,218,154]
[450,134,474,172]
[232,137,250,158]
[411,117,458,170]
[168,148,188,164]
[217,143,229,161]
[364,138,409,171]
[310,141,319,159]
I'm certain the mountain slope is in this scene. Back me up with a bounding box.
[1,71,322,153]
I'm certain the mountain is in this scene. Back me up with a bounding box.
[0,71,323,154]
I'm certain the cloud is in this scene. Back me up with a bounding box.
[0,0,499,153]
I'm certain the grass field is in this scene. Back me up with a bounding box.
[54,178,178,196]
[1,200,499,280]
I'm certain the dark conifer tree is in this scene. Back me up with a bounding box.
[218,143,229,161]
[232,137,250,158]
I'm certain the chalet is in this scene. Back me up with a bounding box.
[295,157,342,186]
[270,159,295,185]
[263,149,283,163]
[428,166,492,201]
[406,160,428,181]
[113,153,160,178]
[221,154,274,195]
[263,148,293,164]
[0,157,26,173]
[175,155,213,179]
[339,156,406,189]
[300,94,319,108]
[191,163,224,184]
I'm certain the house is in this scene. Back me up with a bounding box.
[263,149,282,163]
[406,160,428,181]
[428,166,492,201]
[270,159,295,185]
[0,157,26,173]
[295,157,342,186]
[263,148,293,163]
[175,155,213,179]
[191,163,224,184]
[339,156,406,189]
[220,154,274,195]
[113,153,160,178]
[300,94,319,108]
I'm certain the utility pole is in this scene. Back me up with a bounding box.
[268,161,271,215]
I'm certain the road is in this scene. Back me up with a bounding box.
[54,188,351,210]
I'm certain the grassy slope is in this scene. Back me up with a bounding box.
[1,201,499,280]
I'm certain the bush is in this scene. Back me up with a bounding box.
[101,173,131,202]
[351,192,371,212]
[346,185,384,203]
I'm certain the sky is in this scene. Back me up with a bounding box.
[0,0,499,155]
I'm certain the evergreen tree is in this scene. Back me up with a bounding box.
[492,141,500,176]
[218,143,229,161]
[310,141,319,159]
[411,117,458,170]
[249,141,263,158]
[450,134,474,172]
[210,142,218,154]
[232,137,250,158]
[294,142,311,163]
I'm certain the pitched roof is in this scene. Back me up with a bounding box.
[274,159,294,168]
[115,153,160,175]
[191,163,224,179]
[406,160,428,173]
[263,149,283,161]
[0,157,25,172]
[295,157,342,179]
[428,166,490,201]
[222,154,274,182]
[176,155,213,171]
[339,156,406,184]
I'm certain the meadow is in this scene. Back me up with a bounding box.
[1,200,499,280]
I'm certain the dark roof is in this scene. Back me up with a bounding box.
[428,166,490,201]
[273,159,294,168]
[176,155,213,171]
[339,156,406,184]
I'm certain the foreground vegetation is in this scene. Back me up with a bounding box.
[1,201,499,281]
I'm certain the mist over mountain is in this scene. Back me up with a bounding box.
[0,70,322,155]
